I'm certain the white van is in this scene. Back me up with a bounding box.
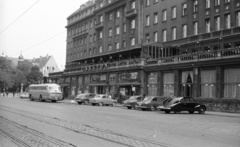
[28,84,62,102]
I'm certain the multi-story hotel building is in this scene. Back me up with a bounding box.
[50,0,240,101]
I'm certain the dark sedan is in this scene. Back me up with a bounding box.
[157,97,206,114]
[122,95,143,109]
[74,93,96,105]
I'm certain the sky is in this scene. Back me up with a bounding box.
[0,0,86,70]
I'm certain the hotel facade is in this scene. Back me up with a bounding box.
[50,0,240,101]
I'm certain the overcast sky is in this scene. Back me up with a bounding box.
[0,0,86,70]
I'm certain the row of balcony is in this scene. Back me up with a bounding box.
[64,48,240,74]
[191,27,240,42]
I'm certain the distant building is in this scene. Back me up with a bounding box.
[7,54,60,78]
[32,55,60,77]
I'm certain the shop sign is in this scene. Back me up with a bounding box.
[118,72,139,82]
[100,75,107,82]
[91,74,100,83]
[109,74,116,84]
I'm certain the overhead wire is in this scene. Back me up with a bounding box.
[0,0,40,35]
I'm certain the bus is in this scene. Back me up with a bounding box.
[28,83,63,102]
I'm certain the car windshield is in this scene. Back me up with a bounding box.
[166,98,182,105]
[94,95,103,98]
[143,97,152,101]
[129,96,138,100]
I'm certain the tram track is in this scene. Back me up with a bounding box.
[0,105,173,147]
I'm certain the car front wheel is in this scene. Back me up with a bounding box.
[127,106,132,109]
[77,102,82,105]
[198,106,206,114]
[165,110,170,114]
[189,111,194,114]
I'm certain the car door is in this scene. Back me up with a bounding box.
[188,97,197,111]
[151,97,158,107]
[101,96,107,104]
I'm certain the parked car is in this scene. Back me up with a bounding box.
[74,93,96,105]
[136,96,170,111]
[157,96,206,114]
[20,92,29,99]
[122,95,143,109]
[89,94,117,106]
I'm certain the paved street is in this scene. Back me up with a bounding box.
[0,95,240,147]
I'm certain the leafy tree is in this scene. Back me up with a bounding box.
[17,60,32,76]
[27,65,43,85]
[0,57,14,89]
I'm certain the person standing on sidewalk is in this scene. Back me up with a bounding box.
[13,90,15,97]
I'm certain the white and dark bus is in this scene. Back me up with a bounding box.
[28,84,63,102]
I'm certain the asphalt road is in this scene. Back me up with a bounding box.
[0,96,240,147]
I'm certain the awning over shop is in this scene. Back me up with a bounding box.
[89,83,108,86]
[59,83,70,87]
[117,82,141,86]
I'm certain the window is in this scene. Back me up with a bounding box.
[108,0,112,3]
[172,7,176,19]
[94,34,96,41]
[89,35,93,42]
[108,44,112,51]
[163,73,174,96]
[100,1,103,7]
[182,3,187,16]
[225,0,230,3]
[154,0,158,3]
[108,28,112,37]
[201,70,216,98]
[131,1,135,9]
[193,22,198,35]
[131,37,135,46]
[100,15,103,22]
[193,0,198,12]
[146,15,150,26]
[205,19,211,33]
[109,13,113,21]
[154,13,158,24]
[123,40,126,47]
[215,0,220,6]
[182,24,187,38]
[154,32,158,42]
[215,16,220,31]
[225,14,231,29]
[145,34,150,43]
[116,10,120,18]
[116,26,120,35]
[99,30,103,39]
[237,11,240,27]
[99,46,102,53]
[90,21,93,28]
[224,68,240,99]
[146,0,150,6]
[162,29,167,42]
[123,23,126,32]
[206,0,210,8]
[131,19,135,29]
[162,10,167,21]
[172,27,176,40]
[115,42,119,49]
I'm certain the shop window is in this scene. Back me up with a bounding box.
[163,73,174,96]
[180,71,193,97]
[224,68,240,99]
[200,70,216,98]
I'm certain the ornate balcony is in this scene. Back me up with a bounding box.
[125,9,137,19]
[95,22,104,30]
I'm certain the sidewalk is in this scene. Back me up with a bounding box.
[60,99,240,118]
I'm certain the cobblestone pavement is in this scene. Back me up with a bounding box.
[0,116,76,147]
[0,105,172,147]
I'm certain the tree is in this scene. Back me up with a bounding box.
[27,65,43,85]
[17,60,32,76]
[0,57,14,89]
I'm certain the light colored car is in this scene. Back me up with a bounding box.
[89,94,117,106]
[74,93,96,105]
[20,92,29,99]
